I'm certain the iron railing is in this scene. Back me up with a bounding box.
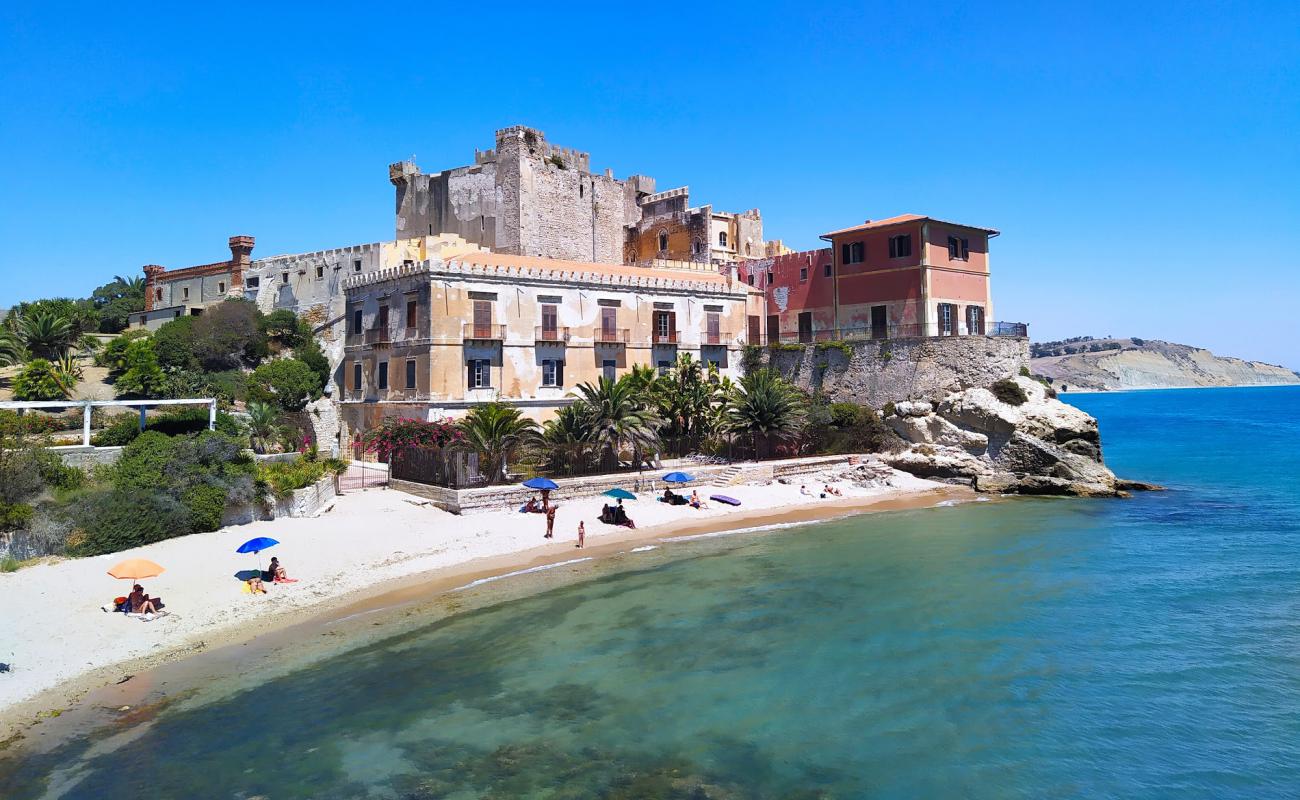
[364,328,390,345]
[703,330,733,346]
[766,321,1028,345]
[462,323,506,341]
[592,327,630,344]
[535,325,571,343]
[652,330,680,344]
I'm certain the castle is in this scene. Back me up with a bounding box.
[130,125,1014,449]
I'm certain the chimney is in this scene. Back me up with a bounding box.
[228,235,255,293]
[142,265,165,311]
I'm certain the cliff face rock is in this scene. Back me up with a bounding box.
[1031,338,1299,391]
[882,376,1118,496]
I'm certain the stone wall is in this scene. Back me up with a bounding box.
[53,446,124,468]
[764,336,1030,408]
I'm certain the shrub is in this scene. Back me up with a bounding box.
[815,341,853,358]
[68,490,194,556]
[0,501,34,531]
[97,329,150,373]
[828,402,869,429]
[13,359,69,400]
[262,309,312,351]
[1130,337,1145,346]
[113,431,177,491]
[182,484,230,531]
[1019,366,1031,377]
[0,409,74,436]
[114,338,169,398]
[247,358,322,411]
[151,316,200,371]
[361,417,461,459]
[882,401,897,418]
[191,299,267,370]
[991,378,1029,406]
[0,555,18,572]
[258,458,328,498]
[297,338,330,391]
[91,407,241,447]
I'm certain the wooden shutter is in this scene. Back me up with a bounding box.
[841,244,850,264]
[556,360,564,386]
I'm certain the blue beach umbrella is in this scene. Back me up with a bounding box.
[236,536,280,573]
[603,488,637,500]
[522,477,559,491]
[662,471,695,484]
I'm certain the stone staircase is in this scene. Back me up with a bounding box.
[712,463,775,486]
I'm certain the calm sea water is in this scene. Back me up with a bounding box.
[6,386,1300,799]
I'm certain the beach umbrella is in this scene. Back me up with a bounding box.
[662,471,695,484]
[602,488,636,500]
[236,536,280,573]
[107,559,165,580]
[522,477,559,491]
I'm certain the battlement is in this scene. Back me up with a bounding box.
[388,160,420,184]
[642,186,690,204]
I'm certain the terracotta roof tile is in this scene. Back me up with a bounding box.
[821,214,999,238]
[443,251,731,285]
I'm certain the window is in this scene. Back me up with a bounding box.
[351,308,363,335]
[352,362,362,392]
[841,241,864,264]
[823,263,832,277]
[691,241,700,255]
[155,288,163,301]
[281,272,289,284]
[718,231,728,247]
[405,358,417,389]
[540,304,558,338]
[966,305,985,335]
[766,270,774,284]
[653,310,676,342]
[182,287,189,300]
[746,273,755,286]
[889,234,912,259]
[658,231,668,251]
[473,299,492,337]
[602,359,616,382]
[541,358,564,387]
[657,360,672,375]
[947,236,970,260]
[600,306,617,338]
[377,305,389,330]
[246,277,260,289]
[938,303,956,336]
[316,265,324,278]
[218,281,225,293]
[579,183,584,199]
[377,361,388,390]
[799,267,808,282]
[353,259,362,273]
[706,311,721,344]
[468,359,491,389]
[406,299,418,329]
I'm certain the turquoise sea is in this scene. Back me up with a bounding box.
[4,385,1300,798]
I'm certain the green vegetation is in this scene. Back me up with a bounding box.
[455,402,541,484]
[815,340,854,358]
[258,457,346,498]
[113,337,168,397]
[89,275,146,333]
[727,368,807,456]
[991,378,1029,405]
[12,358,73,400]
[91,406,241,447]
[246,358,323,411]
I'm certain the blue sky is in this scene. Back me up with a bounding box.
[2,2,1297,367]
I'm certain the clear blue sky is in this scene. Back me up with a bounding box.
[2,2,1297,368]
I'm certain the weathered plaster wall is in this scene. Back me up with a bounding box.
[765,335,1030,407]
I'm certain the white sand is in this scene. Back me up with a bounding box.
[0,468,945,719]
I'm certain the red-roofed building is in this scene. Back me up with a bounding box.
[740,214,1012,342]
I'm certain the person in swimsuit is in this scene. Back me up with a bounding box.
[128,584,159,614]
[545,505,557,539]
[577,521,585,549]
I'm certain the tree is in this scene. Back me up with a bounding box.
[297,337,330,392]
[12,358,71,400]
[727,368,806,457]
[99,329,151,376]
[262,309,310,351]
[246,358,322,411]
[114,338,169,398]
[246,401,281,454]
[650,355,729,442]
[11,309,77,360]
[539,403,596,474]
[0,328,24,367]
[191,299,267,370]
[455,402,540,484]
[7,298,100,337]
[151,316,200,371]
[91,275,146,333]
[571,377,661,467]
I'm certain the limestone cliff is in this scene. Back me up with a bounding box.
[880,376,1121,496]
[1031,337,1299,392]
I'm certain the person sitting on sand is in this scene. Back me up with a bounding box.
[128,584,160,614]
[824,484,842,497]
[524,495,540,513]
[689,490,708,510]
[663,487,676,503]
[800,485,813,497]
[266,557,297,583]
[246,576,267,594]
[614,499,636,529]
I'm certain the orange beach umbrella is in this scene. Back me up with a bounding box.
[107,559,165,581]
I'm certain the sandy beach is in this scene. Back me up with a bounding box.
[0,466,966,742]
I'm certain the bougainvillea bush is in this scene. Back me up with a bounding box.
[360,417,462,459]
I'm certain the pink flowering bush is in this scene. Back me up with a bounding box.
[361,417,461,460]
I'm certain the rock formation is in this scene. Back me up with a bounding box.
[1031,337,1299,391]
[880,376,1120,496]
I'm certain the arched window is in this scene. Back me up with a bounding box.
[658,231,668,252]
[718,231,728,247]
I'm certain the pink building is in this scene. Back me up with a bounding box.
[741,214,1021,342]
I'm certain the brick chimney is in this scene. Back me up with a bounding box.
[227,235,255,294]
[142,264,166,311]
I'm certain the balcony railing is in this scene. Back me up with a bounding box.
[764,321,1029,345]
[652,330,680,344]
[364,328,391,346]
[592,327,630,344]
[535,325,571,344]
[702,330,732,346]
[462,323,506,341]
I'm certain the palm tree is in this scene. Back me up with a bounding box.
[456,402,541,484]
[0,328,24,367]
[539,403,595,475]
[246,401,281,454]
[572,377,662,468]
[653,354,728,444]
[13,309,76,360]
[727,368,806,458]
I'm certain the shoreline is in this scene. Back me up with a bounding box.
[1059,382,1300,395]
[0,476,973,750]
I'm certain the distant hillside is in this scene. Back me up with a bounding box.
[1030,337,1300,392]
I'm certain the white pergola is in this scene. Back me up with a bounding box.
[0,398,217,447]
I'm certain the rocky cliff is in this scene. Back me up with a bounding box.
[880,376,1124,496]
[1031,337,1299,391]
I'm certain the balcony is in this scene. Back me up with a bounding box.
[364,328,391,346]
[652,330,680,345]
[592,327,630,345]
[702,330,733,346]
[462,323,506,342]
[534,325,571,344]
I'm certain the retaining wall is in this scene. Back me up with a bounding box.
[763,336,1029,407]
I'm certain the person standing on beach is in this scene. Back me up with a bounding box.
[577,521,585,549]
[545,505,556,539]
